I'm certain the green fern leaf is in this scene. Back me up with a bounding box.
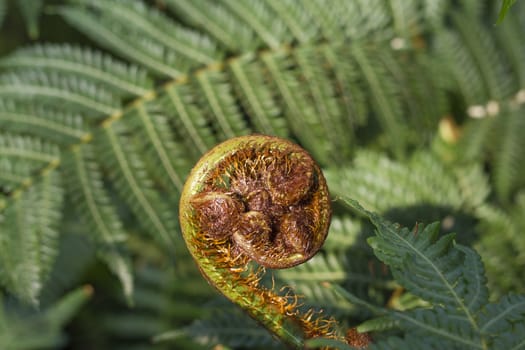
[300,0,347,40]
[395,307,483,348]
[349,44,407,157]
[193,68,250,139]
[495,12,525,88]
[228,55,289,137]
[165,0,259,51]
[325,151,470,213]
[492,109,525,201]
[0,44,153,97]
[479,294,525,334]
[0,133,59,168]
[0,71,120,117]
[161,82,217,158]
[259,50,333,163]
[56,5,181,78]
[62,144,134,301]
[344,199,525,349]
[0,99,88,145]
[293,45,351,162]
[220,0,290,50]
[491,322,525,350]
[320,44,368,134]
[0,158,33,191]
[265,0,318,44]
[456,246,489,313]
[127,101,191,195]
[96,123,177,248]
[0,169,62,305]
[346,200,482,318]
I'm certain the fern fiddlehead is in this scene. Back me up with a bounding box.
[179,135,346,348]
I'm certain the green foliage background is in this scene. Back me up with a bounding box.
[0,0,524,349]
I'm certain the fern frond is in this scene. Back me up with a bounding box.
[385,0,421,40]
[491,322,525,350]
[495,13,525,88]
[492,109,525,201]
[474,204,525,295]
[0,169,62,304]
[0,158,33,191]
[345,199,525,349]
[349,44,407,157]
[228,55,289,137]
[161,82,217,158]
[380,52,448,139]
[259,49,333,163]
[220,0,291,50]
[0,98,88,144]
[193,67,250,139]
[459,107,525,202]
[436,9,515,107]
[278,251,392,315]
[326,151,468,213]
[96,123,177,248]
[165,0,258,51]
[479,294,525,334]
[393,307,482,349]
[0,71,120,117]
[320,44,368,134]
[0,134,59,192]
[62,144,133,300]
[435,30,487,106]
[349,200,489,319]
[335,0,392,41]
[322,215,367,252]
[56,5,181,78]
[265,0,318,44]
[0,133,59,167]
[126,101,191,195]
[450,11,514,101]
[293,45,350,162]
[0,44,153,97]
[75,0,220,67]
[456,245,489,313]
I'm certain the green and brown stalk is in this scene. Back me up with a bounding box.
[179,135,338,349]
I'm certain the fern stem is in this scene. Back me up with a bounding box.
[179,135,340,349]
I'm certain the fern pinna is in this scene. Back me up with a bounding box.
[0,0,525,349]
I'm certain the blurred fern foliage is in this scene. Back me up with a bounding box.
[0,0,524,349]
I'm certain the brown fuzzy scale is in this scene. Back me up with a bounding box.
[190,139,331,269]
